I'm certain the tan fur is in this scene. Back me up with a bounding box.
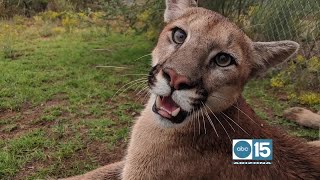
[284,107,320,129]
[122,97,320,179]
[62,1,319,179]
[60,161,124,180]
[308,141,320,147]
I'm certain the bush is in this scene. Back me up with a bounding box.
[270,55,320,105]
[0,0,49,18]
[52,26,65,35]
[39,23,54,37]
[298,92,320,105]
[40,10,61,22]
[61,14,79,32]
[36,11,106,33]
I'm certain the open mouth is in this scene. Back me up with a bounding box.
[152,95,188,124]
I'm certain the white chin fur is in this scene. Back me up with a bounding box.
[152,112,192,128]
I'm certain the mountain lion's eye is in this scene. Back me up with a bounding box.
[172,28,187,44]
[213,53,236,67]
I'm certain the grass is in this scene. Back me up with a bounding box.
[0,20,151,179]
[0,18,318,179]
[244,79,319,140]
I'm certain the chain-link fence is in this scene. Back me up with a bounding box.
[200,0,320,59]
[198,0,319,95]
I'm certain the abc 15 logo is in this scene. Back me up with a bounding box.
[232,139,273,160]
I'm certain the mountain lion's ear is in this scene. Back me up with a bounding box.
[164,0,198,23]
[250,40,299,77]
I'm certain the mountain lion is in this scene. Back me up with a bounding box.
[62,0,320,179]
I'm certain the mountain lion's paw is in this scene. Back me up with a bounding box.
[283,107,320,129]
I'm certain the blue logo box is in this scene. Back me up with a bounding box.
[232,139,273,161]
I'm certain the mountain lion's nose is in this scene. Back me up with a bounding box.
[163,68,191,90]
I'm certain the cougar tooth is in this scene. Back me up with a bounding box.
[171,107,181,117]
[156,96,161,108]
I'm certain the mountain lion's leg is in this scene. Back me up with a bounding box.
[59,161,124,180]
[283,107,320,129]
[308,141,320,147]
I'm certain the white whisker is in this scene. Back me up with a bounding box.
[196,110,201,135]
[200,108,207,134]
[221,114,235,132]
[134,53,152,61]
[208,96,235,132]
[134,81,148,92]
[191,108,196,144]
[231,104,260,127]
[221,112,250,136]
[201,102,219,137]
[136,86,149,96]
[112,78,147,99]
[204,104,231,142]
[121,74,150,77]
[142,91,151,103]
[113,79,148,99]
[135,87,150,102]
[96,65,128,69]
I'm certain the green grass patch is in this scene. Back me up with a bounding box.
[244,78,319,140]
[0,130,53,178]
[0,22,152,179]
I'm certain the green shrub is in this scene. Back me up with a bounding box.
[61,14,79,32]
[39,23,54,37]
[270,55,320,106]
[52,26,65,35]
[40,11,61,22]
[298,92,320,105]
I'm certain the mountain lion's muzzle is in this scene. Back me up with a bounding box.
[148,65,207,124]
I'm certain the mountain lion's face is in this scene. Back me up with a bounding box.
[148,8,250,126]
[148,1,298,127]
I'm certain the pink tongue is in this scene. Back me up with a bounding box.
[161,96,179,112]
